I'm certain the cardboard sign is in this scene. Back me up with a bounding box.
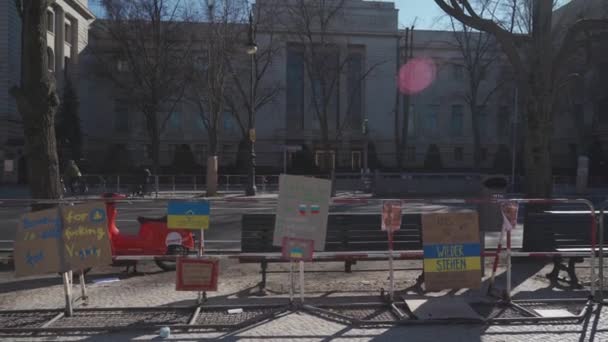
[167,201,210,230]
[382,200,402,231]
[273,175,331,251]
[14,203,112,277]
[422,212,481,291]
[175,257,219,291]
[281,237,314,261]
[13,208,63,277]
[60,203,112,271]
[501,201,519,232]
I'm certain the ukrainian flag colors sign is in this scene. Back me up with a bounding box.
[167,201,210,230]
[422,212,481,291]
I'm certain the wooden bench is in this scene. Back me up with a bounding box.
[524,211,604,287]
[240,213,422,290]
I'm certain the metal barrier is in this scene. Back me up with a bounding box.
[598,201,608,303]
[0,196,602,330]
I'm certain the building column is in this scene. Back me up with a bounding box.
[53,5,65,87]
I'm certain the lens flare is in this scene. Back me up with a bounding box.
[398,58,436,95]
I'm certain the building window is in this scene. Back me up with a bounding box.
[47,48,55,72]
[497,105,510,138]
[477,105,487,136]
[347,48,364,129]
[425,105,439,136]
[223,113,237,134]
[194,144,207,164]
[169,111,182,130]
[47,11,54,33]
[406,146,416,161]
[315,150,335,171]
[407,105,416,137]
[117,60,129,72]
[64,21,72,44]
[454,147,464,161]
[113,100,129,133]
[64,57,70,75]
[452,64,464,80]
[480,147,488,162]
[451,105,464,136]
[351,151,361,170]
[286,45,304,130]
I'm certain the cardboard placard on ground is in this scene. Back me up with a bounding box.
[176,257,219,291]
[381,200,402,231]
[167,201,210,230]
[273,175,331,251]
[60,203,112,271]
[13,208,63,277]
[422,212,481,291]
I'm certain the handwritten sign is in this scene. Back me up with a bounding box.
[422,212,481,291]
[175,257,219,291]
[281,237,314,261]
[273,175,331,251]
[167,201,210,230]
[501,201,519,232]
[381,200,402,231]
[60,203,112,271]
[14,208,63,277]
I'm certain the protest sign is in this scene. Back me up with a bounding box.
[60,203,112,271]
[501,201,519,232]
[175,257,219,291]
[273,175,331,251]
[13,208,63,277]
[381,200,402,231]
[282,237,314,261]
[422,212,481,291]
[167,201,210,230]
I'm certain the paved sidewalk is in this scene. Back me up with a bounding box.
[0,258,606,341]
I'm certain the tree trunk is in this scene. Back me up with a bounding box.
[10,1,62,205]
[206,131,218,196]
[471,108,482,170]
[149,114,161,176]
[523,99,553,197]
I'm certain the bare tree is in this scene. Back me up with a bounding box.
[10,0,62,203]
[449,9,505,170]
[224,1,283,195]
[434,0,608,197]
[187,0,246,196]
[284,0,384,184]
[92,0,192,175]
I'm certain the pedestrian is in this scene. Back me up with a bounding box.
[141,166,151,196]
[64,160,82,193]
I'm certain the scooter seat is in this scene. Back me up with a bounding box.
[137,216,168,224]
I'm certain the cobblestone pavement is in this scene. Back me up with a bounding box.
[0,258,606,341]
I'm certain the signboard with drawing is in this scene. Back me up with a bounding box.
[13,203,112,277]
[422,212,481,291]
[175,257,219,291]
[273,175,331,251]
[281,237,314,261]
[381,200,402,231]
[13,208,63,277]
[60,203,112,271]
[167,201,210,230]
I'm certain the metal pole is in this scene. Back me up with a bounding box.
[289,261,294,303]
[172,175,176,195]
[79,270,87,303]
[193,176,197,191]
[388,229,395,302]
[246,13,257,197]
[299,260,305,303]
[116,175,120,193]
[155,175,159,198]
[506,229,512,300]
[600,208,605,302]
[198,227,205,305]
[511,88,518,191]
[63,272,73,317]
[283,148,287,174]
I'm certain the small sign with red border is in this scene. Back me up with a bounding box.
[176,257,219,291]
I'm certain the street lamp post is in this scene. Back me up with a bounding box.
[245,11,258,196]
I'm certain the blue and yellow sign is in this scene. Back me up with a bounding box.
[168,201,210,230]
[422,212,481,291]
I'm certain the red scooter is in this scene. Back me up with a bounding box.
[102,193,195,271]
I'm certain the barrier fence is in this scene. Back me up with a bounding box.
[0,196,605,332]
